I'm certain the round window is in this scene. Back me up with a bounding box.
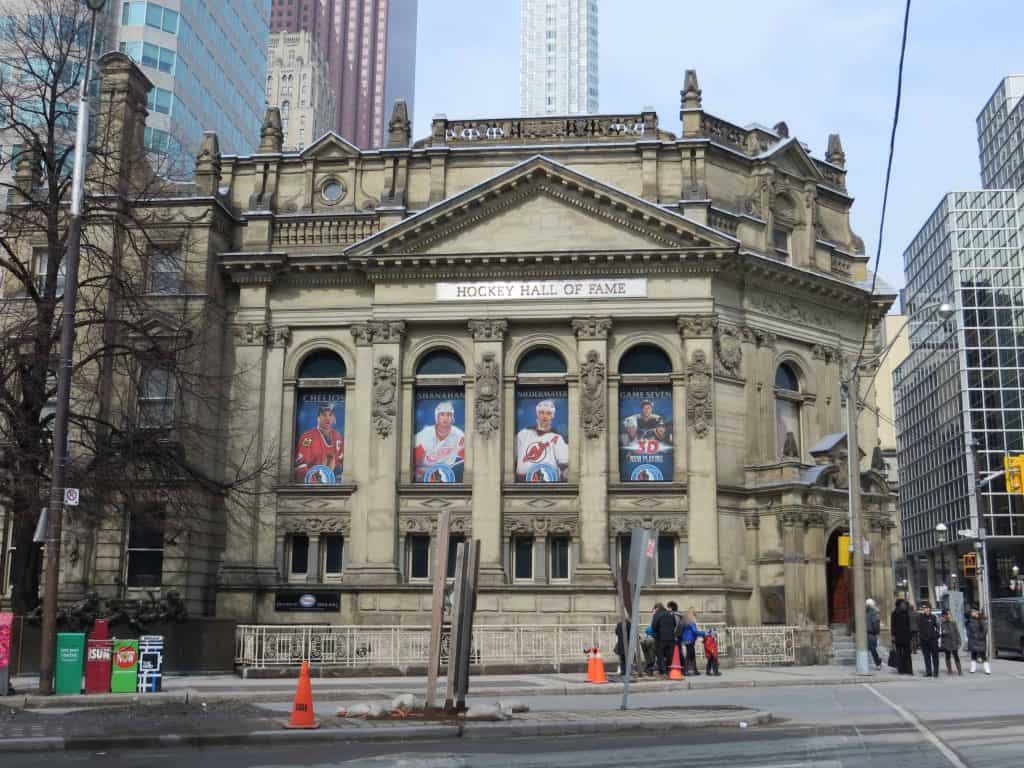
[321,179,346,204]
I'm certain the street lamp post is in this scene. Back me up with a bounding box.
[37,0,106,696]
[936,522,948,603]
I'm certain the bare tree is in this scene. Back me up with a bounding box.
[0,0,267,614]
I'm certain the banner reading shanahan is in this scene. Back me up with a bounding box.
[436,278,647,302]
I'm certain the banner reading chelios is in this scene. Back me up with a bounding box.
[293,389,345,484]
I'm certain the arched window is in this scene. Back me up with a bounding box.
[617,344,674,482]
[775,363,802,459]
[514,347,568,482]
[412,348,466,484]
[293,349,345,485]
[281,100,290,134]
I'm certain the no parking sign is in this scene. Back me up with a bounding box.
[64,488,79,506]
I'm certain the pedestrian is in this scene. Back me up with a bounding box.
[680,608,706,676]
[939,608,962,676]
[966,607,991,675]
[650,602,676,677]
[667,600,685,676]
[866,598,882,669]
[614,618,632,676]
[641,626,657,675]
[891,598,914,675]
[704,627,721,676]
[917,602,940,678]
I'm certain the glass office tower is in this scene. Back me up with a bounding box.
[114,0,271,167]
[895,190,1024,599]
[978,76,1024,191]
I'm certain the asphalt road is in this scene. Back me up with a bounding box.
[10,669,1024,768]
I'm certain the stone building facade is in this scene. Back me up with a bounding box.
[265,30,337,152]
[1,58,898,652]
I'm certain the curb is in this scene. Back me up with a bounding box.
[0,708,772,754]
[4,673,906,709]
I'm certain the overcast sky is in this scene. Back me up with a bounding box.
[413,0,1024,301]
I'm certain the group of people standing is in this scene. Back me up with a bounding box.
[887,598,991,677]
[614,602,720,678]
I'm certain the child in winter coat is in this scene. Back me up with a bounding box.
[704,627,721,676]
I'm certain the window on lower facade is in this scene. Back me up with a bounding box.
[138,365,176,430]
[408,534,430,580]
[657,535,676,581]
[550,536,570,581]
[446,534,465,578]
[321,534,343,580]
[289,534,309,579]
[513,536,534,581]
[148,247,184,294]
[772,227,790,258]
[618,534,631,574]
[126,509,164,588]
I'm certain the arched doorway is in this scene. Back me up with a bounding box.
[826,528,851,625]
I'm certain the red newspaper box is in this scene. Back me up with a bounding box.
[84,619,113,694]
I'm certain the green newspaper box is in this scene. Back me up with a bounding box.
[110,639,139,693]
[55,632,86,695]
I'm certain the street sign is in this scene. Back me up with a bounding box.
[64,488,80,506]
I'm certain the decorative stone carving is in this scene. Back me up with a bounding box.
[278,515,351,535]
[233,322,274,346]
[756,295,836,330]
[475,351,501,438]
[782,431,800,458]
[402,515,471,534]
[351,321,407,346]
[677,315,717,338]
[779,510,804,528]
[372,355,398,438]
[811,344,841,364]
[714,324,743,378]
[571,317,612,340]
[271,326,291,347]
[467,319,508,341]
[686,349,713,438]
[608,516,687,535]
[504,516,579,537]
[350,323,374,346]
[579,350,606,439]
[744,515,761,530]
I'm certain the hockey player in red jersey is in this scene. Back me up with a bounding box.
[414,401,465,482]
[294,404,343,483]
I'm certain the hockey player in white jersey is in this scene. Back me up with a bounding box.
[515,399,569,482]
[414,401,465,482]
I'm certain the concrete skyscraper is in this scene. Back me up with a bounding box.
[520,0,599,116]
[271,0,418,148]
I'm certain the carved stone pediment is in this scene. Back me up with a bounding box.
[608,515,688,536]
[277,515,351,535]
[401,514,471,534]
[503,515,579,537]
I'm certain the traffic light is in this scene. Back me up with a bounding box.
[962,552,978,579]
[1005,454,1024,494]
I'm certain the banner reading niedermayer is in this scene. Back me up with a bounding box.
[436,278,647,302]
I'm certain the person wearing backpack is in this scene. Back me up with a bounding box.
[649,603,676,677]
[680,609,706,675]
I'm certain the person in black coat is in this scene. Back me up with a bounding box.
[917,602,940,678]
[614,619,632,676]
[890,598,914,675]
[650,603,676,676]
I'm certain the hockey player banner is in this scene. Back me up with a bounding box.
[293,389,345,484]
[618,385,673,482]
[413,388,466,483]
[514,387,569,483]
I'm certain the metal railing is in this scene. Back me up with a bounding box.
[235,623,797,670]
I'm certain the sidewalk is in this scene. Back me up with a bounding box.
[0,698,772,754]
[6,662,913,710]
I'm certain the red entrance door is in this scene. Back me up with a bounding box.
[827,529,851,625]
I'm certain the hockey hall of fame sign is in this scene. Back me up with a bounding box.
[436,278,648,302]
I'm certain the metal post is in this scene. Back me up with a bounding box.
[38,5,101,695]
[968,440,996,659]
[844,377,871,675]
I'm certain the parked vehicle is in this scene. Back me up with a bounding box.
[991,597,1024,658]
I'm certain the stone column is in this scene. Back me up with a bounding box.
[346,321,405,584]
[744,513,762,624]
[804,510,828,625]
[780,508,807,625]
[468,320,507,584]
[572,318,613,585]
[259,326,291,567]
[678,316,722,584]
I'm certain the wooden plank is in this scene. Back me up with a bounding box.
[455,539,481,711]
[424,510,451,710]
[443,541,466,712]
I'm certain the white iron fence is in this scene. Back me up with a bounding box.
[235,623,797,670]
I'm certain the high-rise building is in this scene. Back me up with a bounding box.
[271,0,417,148]
[977,75,1024,191]
[266,31,337,151]
[895,76,1024,604]
[113,0,271,165]
[520,0,599,116]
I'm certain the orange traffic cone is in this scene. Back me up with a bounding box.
[284,660,320,729]
[588,645,608,684]
[669,645,684,680]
